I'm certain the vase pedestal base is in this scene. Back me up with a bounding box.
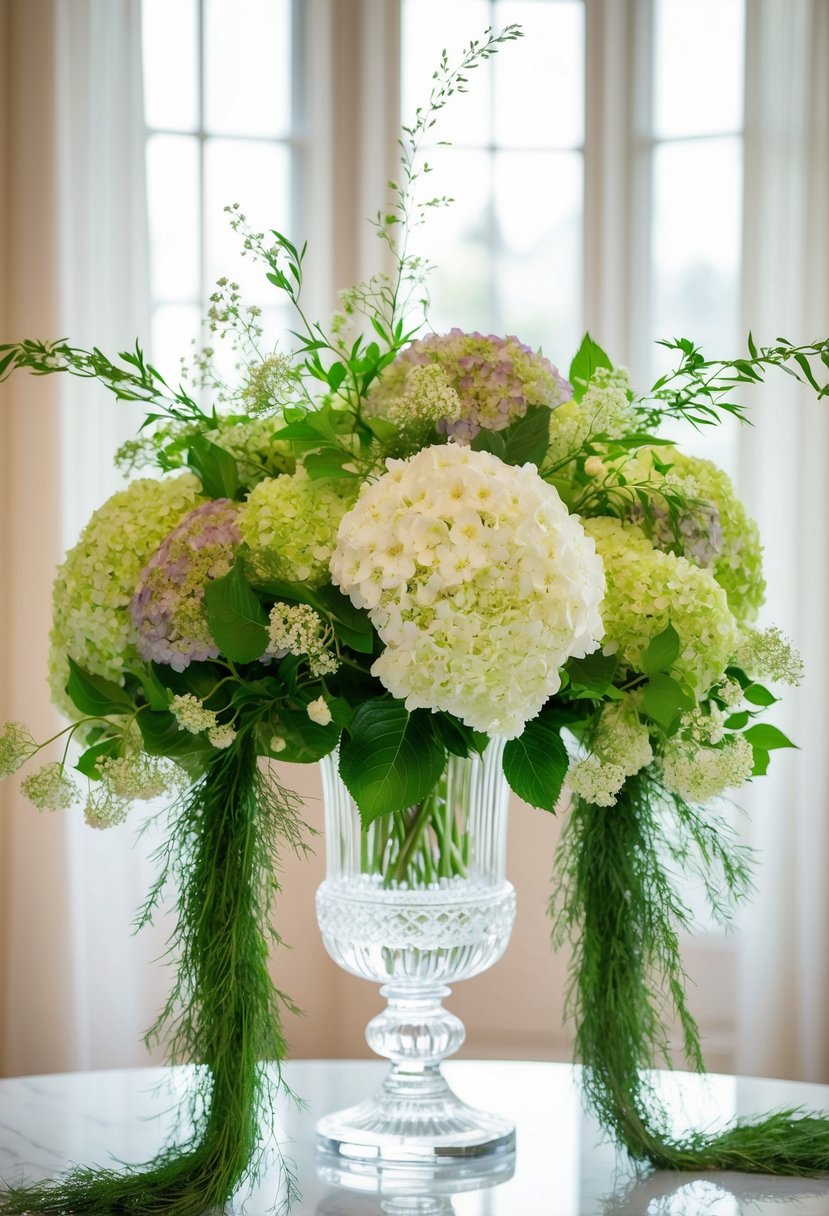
[315,1064,515,1166]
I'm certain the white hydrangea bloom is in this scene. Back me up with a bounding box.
[330,444,605,738]
[568,756,628,807]
[208,724,237,749]
[568,697,654,807]
[267,602,339,677]
[661,735,754,802]
[307,696,333,726]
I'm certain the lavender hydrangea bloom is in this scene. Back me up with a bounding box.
[366,328,572,441]
[131,499,242,671]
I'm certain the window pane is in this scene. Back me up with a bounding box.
[204,139,291,303]
[494,150,582,358]
[151,304,202,383]
[409,149,494,335]
[146,135,200,303]
[204,0,292,137]
[655,0,744,138]
[401,0,492,148]
[651,137,741,361]
[651,137,742,475]
[494,1,584,149]
[142,0,199,132]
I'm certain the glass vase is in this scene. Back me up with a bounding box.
[315,740,517,1165]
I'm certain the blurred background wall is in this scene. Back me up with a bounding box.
[0,0,827,1082]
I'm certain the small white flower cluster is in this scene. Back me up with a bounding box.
[267,603,339,677]
[675,705,726,748]
[170,693,237,749]
[568,698,653,807]
[733,626,804,686]
[716,678,744,709]
[306,696,333,726]
[547,368,634,466]
[20,762,79,812]
[0,721,38,778]
[661,734,754,802]
[83,753,185,830]
[330,444,605,738]
[383,365,463,434]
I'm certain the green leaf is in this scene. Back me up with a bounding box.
[131,664,171,711]
[339,701,446,824]
[566,651,618,695]
[502,711,569,811]
[640,623,681,675]
[431,712,488,758]
[501,406,552,468]
[315,585,375,655]
[742,723,796,751]
[272,707,340,763]
[327,362,347,391]
[470,429,507,459]
[137,709,214,778]
[568,333,613,403]
[65,658,134,718]
[751,746,771,777]
[743,683,778,707]
[75,735,123,779]
[186,435,240,499]
[304,449,357,480]
[642,672,694,729]
[725,711,750,730]
[203,563,269,663]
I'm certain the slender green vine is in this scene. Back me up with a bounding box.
[553,768,829,1175]
[0,734,309,1215]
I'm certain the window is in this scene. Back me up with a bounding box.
[141,0,301,380]
[401,0,585,359]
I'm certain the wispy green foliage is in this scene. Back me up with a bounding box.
[0,734,309,1215]
[552,769,829,1175]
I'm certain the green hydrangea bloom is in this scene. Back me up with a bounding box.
[49,474,204,710]
[239,468,358,588]
[584,515,737,694]
[626,449,765,623]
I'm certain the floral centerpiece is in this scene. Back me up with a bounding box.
[2,24,829,1215]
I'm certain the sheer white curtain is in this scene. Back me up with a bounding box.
[737,0,829,1083]
[0,0,166,1076]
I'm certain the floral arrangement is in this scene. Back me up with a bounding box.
[2,24,829,1216]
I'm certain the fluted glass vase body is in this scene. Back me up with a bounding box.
[315,740,516,1166]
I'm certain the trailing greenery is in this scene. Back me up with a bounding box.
[552,768,829,1175]
[0,734,308,1215]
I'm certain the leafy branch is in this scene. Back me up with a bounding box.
[0,338,210,427]
[641,335,829,428]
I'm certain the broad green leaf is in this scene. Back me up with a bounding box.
[316,584,375,654]
[304,449,357,480]
[642,672,694,729]
[186,435,240,499]
[327,362,347,391]
[751,747,771,777]
[203,563,269,663]
[130,664,171,711]
[501,406,552,468]
[566,651,618,695]
[568,333,613,403]
[640,623,681,676]
[502,711,569,811]
[272,707,340,763]
[339,700,446,824]
[65,658,134,718]
[742,723,796,751]
[725,711,750,730]
[470,429,507,459]
[137,709,214,777]
[75,735,123,779]
[743,683,778,708]
[431,712,488,758]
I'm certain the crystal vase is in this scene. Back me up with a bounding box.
[315,740,517,1165]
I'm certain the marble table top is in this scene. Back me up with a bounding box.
[1,1060,829,1214]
